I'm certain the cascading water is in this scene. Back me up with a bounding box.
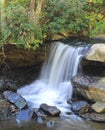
[17,42,84,113]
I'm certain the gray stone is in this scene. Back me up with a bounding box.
[71,101,89,114]
[91,102,105,113]
[40,103,61,117]
[16,109,36,121]
[80,112,105,122]
[3,91,27,109]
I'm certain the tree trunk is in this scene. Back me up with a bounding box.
[30,0,36,23]
[35,0,44,24]
[30,0,44,25]
[1,0,5,33]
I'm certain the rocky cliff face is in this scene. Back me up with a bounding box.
[0,43,50,86]
[72,43,105,102]
[0,44,50,67]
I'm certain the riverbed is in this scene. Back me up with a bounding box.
[1,115,105,130]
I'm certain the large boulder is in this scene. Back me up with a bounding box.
[81,43,105,76]
[71,75,105,103]
[86,44,105,62]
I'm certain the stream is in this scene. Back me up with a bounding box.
[1,42,105,130]
[1,116,105,130]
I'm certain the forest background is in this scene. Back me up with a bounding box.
[0,0,105,49]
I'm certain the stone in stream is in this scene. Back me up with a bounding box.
[80,112,105,122]
[70,101,89,114]
[3,91,27,109]
[16,109,36,121]
[40,103,61,117]
[35,108,47,123]
[91,102,105,113]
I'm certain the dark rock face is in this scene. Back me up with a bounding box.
[71,101,89,114]
[92,34,105,43]
[71,75,105,102]
[0,44,49,67]
[81,58,105,76]
[3,91,27,109]
[0,78,17,92]
[40,104,61,117]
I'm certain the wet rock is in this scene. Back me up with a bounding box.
[40,104,61,117]
[91,102,105,113]
[72,75,105,102]
[35,109,47,118]
[71,101,89,114]
[81,58,105,76]
[80,112,105,122]
[3,91,27,109]
[16,109,36,121]
[46,120,58,128]
[0,99,11,120]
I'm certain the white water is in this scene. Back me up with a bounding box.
[17,42,84,113]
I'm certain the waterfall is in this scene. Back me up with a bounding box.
[17,42,84,112]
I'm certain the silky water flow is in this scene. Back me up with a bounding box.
[17,42,84,114]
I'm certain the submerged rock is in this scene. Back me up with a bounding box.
[91,102,105,113]
[71,101,89,114]
[16,109,36,121]
[3,91,27,109]
[40,104,61,117]
[72,75,105,102]
[80,112,105,122]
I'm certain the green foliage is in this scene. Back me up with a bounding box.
[1,0,42,49]
[88,0,105,37]
[41,0,89,37]
[1,0,105,49]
